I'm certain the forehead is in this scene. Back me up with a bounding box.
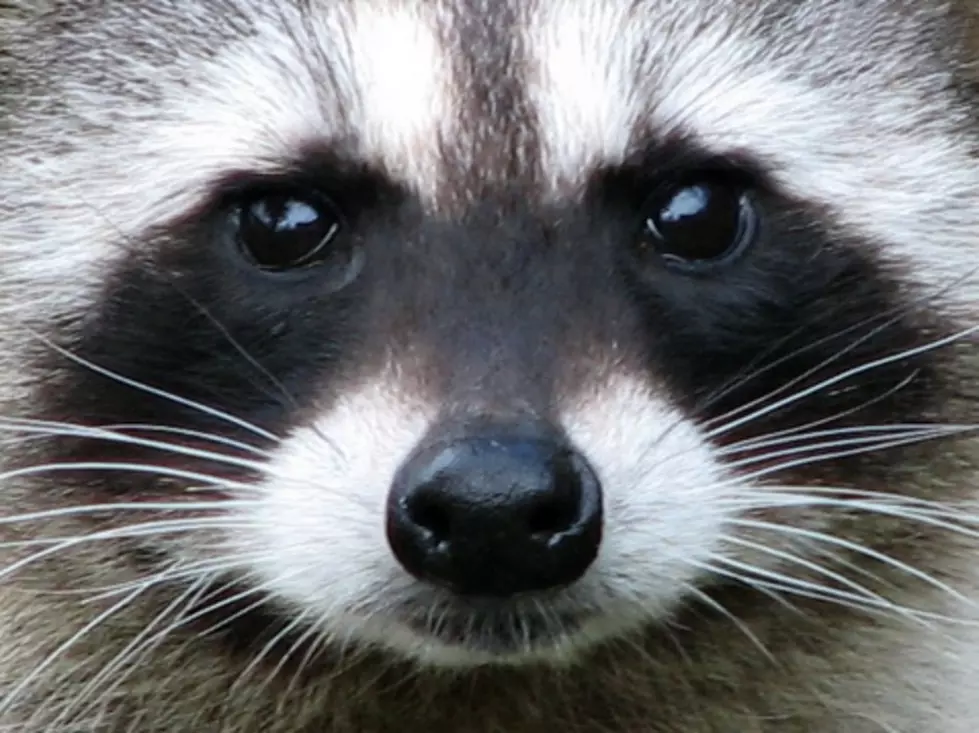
[5,0,976,312]
[114,0,950,207]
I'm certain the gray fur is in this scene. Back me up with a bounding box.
[0,1,978,731]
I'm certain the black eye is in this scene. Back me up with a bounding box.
[640,179,758,268]
[234,190,346,272]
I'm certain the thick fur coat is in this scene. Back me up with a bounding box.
[0,1,977,731]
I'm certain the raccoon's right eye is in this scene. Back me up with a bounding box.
[637,177,759,272]
[232,190,348,273]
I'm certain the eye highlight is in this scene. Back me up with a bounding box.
[233,190,346,272]
[638,178,759,270]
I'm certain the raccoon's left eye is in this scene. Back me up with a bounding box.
[232,190,352,274]
[639,179,758,269]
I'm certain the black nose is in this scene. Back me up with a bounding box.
[386,434,603,597]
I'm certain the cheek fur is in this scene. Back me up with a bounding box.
[230,376,436,619]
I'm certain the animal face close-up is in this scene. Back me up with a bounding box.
[0,1,977,731]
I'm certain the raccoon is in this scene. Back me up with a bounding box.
[0,0,977,731]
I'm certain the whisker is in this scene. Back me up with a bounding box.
[0,580,154,717]
[737,493,979,538]
[0,420,268,473]
[701,324,912,434]
[727,427,976,483]
[230,607,313,698]
[23,327,281,443]
[78,553,272,605]
[719,535,891,604]
[681,582,777,663]
[710,555,904,614]
[67,572,250,726]
[0,415,271,456]
[102,423,274,458]
[717,422,965,454]
[703,558,938,626]
[48,569,215,727]
[69,563,314,725]
[0,460,257,491]
[728,518,978,608]
[690,561,808,617]
[0,501,255,528]
[282,621,332,699]
[0,518,260,585]
[705,324,979,442]
[760,485,979,513]
[719,425,969,470]
[696,267,978,427]
[191,584,284,639]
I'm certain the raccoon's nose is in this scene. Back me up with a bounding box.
[386,435,603,596]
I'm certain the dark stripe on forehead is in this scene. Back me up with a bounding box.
[437,0,542,208]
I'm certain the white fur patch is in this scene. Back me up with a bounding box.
[526,2,641,189]
[341,3,455,200]
[231,374,436,639]
[149,3,454,208]
[558,375,733,620]
[232,369,736,665]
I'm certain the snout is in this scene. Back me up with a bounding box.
[386,422,604,598]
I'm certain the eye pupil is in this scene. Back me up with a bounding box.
[237,192,342,271]
[643,180,755,266]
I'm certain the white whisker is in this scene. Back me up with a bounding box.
[719,426,966,470]
[705,324,978,441]
[702,559,942,627]
[78,554,272,605]
[0,460,256,491]
[728,427,975,483]
[719,535,890,604]
[47,568,214,727]
[0,580,154,718]
[739,494,979,540]
[729,518,978,608]
[282,619,332,699]
[24,328,281,443]
[681,582,777,663]
[0,518,259,585]
[0,501,255,528]
[711,556,903,614]
[101,423,274,457]
[230,608,313,698]
[0,419,269,472]
[718,422,973,455]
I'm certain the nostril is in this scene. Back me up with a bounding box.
[527,497,579,537]
[527,452,586,537]
[528,461,582,537]
[404,489,452,541]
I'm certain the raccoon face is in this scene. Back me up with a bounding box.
[1,0,976,668]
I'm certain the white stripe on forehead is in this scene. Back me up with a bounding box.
[525,1,644,189]
[341,2,456,198]
[127,2,455,218]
